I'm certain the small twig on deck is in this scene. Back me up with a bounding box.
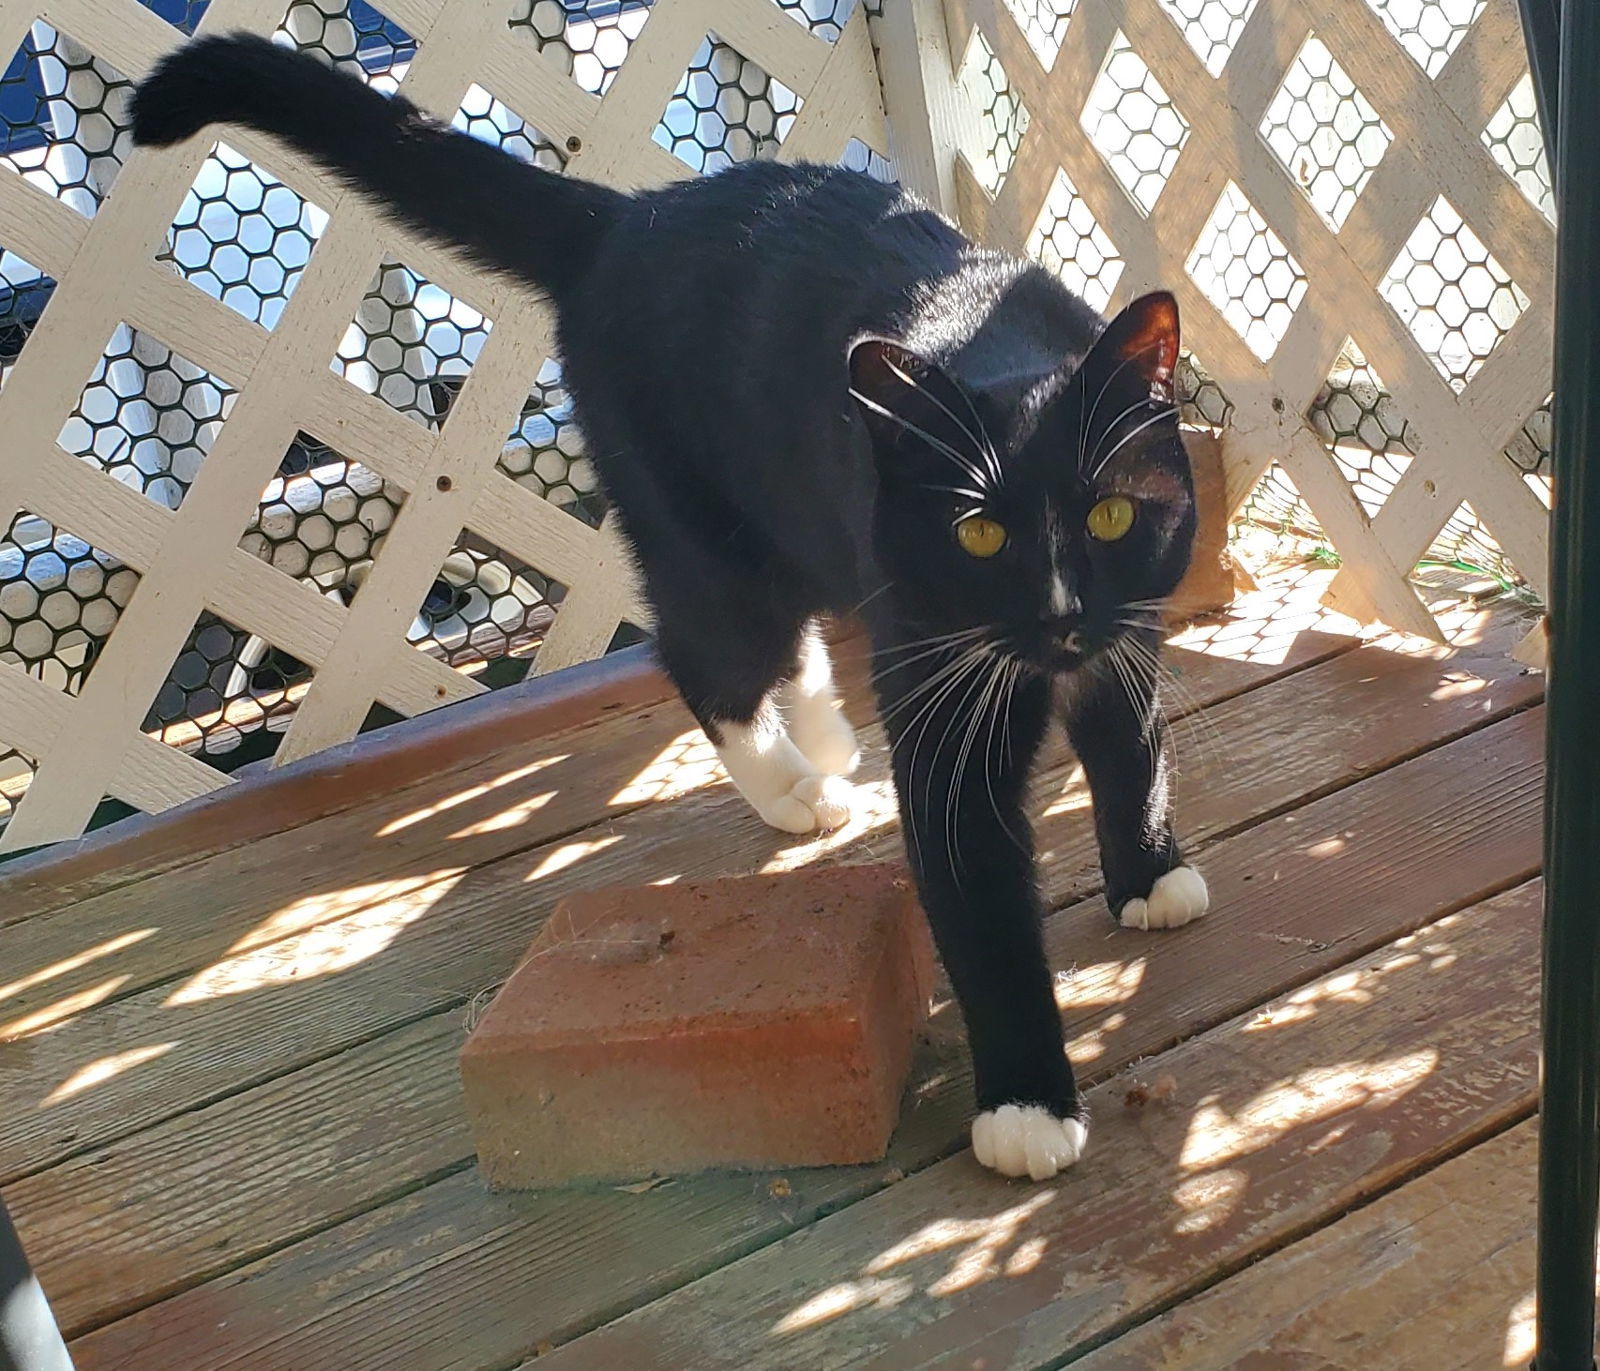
[1251,931,1358,954]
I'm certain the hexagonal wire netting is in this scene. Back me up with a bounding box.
[653,32,802,174]
[958,27,1030,195]
[511,0,651,94]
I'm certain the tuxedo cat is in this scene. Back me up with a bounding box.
[132,34,1209,1180]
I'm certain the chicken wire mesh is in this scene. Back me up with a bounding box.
[653,33,802,175]
[412,535,568,681]
[1259,36,1393,233]
[1026,166,1125,314]
[1482,73,1554,223]
[279,0,418,90]
[0,22,134,215]
[1159,0,1260,76]
[0,249,52,396]
[957,27,1029,195]
[158,141,330,329]
[1081,32,1189,214]
[58,325,237,510]
[1001,0,1075,71]
[510,0,651,95]
[0,509,140,827]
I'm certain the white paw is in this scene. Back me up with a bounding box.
[755,773,855,835]
[971,1104,1088,1181]
[1120,865,1209,931]
[790,707,861,777]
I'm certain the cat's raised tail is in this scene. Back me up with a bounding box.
[131,33,628,304]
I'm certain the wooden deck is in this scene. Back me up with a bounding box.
[0,570,1551,1370]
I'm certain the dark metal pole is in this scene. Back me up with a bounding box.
[1535,0,1600,1364]
[1515,0,1562,176]
[0,1196,73,1371]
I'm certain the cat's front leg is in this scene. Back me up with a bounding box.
[1062,639,1209,930]
[878,645,1086,1180]
[777,622,861,777]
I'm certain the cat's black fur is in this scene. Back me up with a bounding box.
[132,35,1198,1150]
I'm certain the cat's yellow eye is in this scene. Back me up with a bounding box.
[956,516,1007,558]
[1087,496,1136,542]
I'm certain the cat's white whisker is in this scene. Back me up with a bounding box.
[1082,395,1151,477]
[1077,340,1163,471]
[876,649,987,729]
[901,649,993,863]
[849,388,989,489]
[871,630,991,690]
[850,582,896,616]
[983,659,1029,855]
[886,641,991,733]
[883,357,1004,490]
[871,625,989,661]
[946,652,1007,875]
[1088,405,1180,481]
[925,484,988,502]
[1115,633,1224,771]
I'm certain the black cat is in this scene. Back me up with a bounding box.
[131,34,1209,1181]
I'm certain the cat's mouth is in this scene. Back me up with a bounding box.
[1030,632,1091,673]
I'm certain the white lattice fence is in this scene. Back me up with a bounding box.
[0,0,892,849]
[893,0,1553,643]
[0,0,1556,849]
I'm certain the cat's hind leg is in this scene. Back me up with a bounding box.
[778,621,861,778]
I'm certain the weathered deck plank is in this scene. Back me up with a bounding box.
[0,616,1535,1186]
[7,1015,471,1337]
[1072,1118,1544,1371]
[65,706,1543,1366]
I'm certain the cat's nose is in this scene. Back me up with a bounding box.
[1038,613,1083,651]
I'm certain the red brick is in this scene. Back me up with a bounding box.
[459,863,935,1188]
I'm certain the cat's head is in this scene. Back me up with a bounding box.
[850,290,1195,675]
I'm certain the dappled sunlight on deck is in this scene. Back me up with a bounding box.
[377,756,569,837]
[773,1190,1060,1334]
[1168,568,1357,666]
[0,930,154,1005]
[1505,1291,1538,1367]
[1054,957,1147,1011]
[608,729,721,807]
[43,1044,175,1106]
[165,872,467,1004]
[228,871,467,957]
[1177,1050,1440,1173]
[524,835,626,884]
[4,979,132,1040]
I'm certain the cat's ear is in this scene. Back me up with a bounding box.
[848,335,979,468]
[1084,291,1180,400]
